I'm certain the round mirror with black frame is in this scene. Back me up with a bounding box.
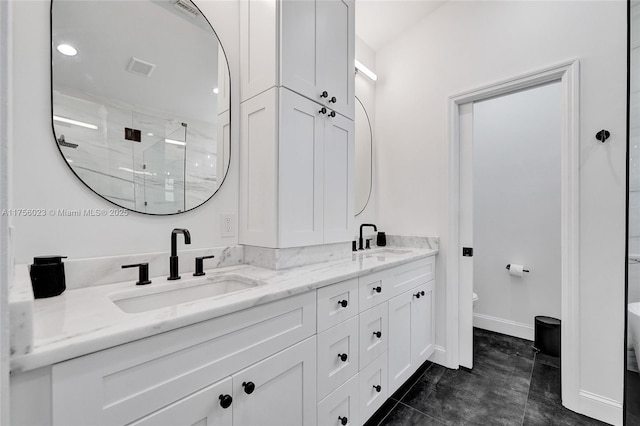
[354,95,373,216]
[51,0,231,215]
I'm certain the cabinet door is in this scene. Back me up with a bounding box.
[359,303,388,369]
[411,281,436,367]
[317,316,360,400]
[387,290,413,394]
[323,111,354,243]
[233,337,317,426]
[281,0,318,99]
[130,378,232,426]
[279,88,324,247]
[316,0,355,119]
[360,352,388,422]
[317,374,360,426]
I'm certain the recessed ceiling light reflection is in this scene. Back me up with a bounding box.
[57,44,78,56]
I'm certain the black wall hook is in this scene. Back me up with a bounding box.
[595,129,610,143]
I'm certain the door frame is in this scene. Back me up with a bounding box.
[446,60,580,409]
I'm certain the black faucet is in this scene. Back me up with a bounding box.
[359,223,377,250]
[168,228,191,280]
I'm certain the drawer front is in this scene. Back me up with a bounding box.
[317,316,359,400]
[359,303,388,369]
[129,377,233,426]
[360,351,388,422]
[388,256,435,298]
[358,268,390,311]
[52,292,316,426]
[317,278,359,333]
[317,374,360,426]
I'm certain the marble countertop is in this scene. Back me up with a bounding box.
[10,246,437,373]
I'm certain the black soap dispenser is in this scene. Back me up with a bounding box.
[376,232,387,247]
[30,256,67,298]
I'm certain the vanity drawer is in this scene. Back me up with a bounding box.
[317,316,359,400]
[317,278,359,333]
[359,302,388,369]
[52,292,316,426]
[360,351,388,422]
[387,256,435,298]
[359,268,390,311]
[317,373,360,426]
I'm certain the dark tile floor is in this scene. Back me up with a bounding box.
[364,328,607,426]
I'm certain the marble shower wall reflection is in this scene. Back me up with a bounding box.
[54,91,221,213]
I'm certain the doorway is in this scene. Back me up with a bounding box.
[447,61,580,410]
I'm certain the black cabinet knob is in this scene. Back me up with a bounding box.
[421,291,425,296]
[338,416,348,425]
[373,286,382,293]
[329,96,337,103]
[338,299,348,308]
[373,331,382,338]
[321,91,329,98]
[329,111,336,118]
[242,381,255,394]
[338,353,348,362]
[414,292,421,299]
[319,107,327,115]
[219,394,232,409]
[373,385,382,393]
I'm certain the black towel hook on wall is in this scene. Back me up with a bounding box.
[595,129,610,143]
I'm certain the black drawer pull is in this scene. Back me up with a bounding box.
[373,331,382,338]
[373,385,382,393]
[321,91,329,98]
[338,299,348,308]
[242,381,255,394]
[373,286,382,293]
[218,394,232,408]
[338,416,348,425]
[338,353,348,362]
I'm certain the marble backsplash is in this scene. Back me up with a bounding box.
[244,242,353,270]
[61,245,244,290]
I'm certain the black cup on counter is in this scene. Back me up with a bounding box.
[376,232,386,247]
[29,255,67,298]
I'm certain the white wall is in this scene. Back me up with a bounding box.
[0,1,11,422]
[472,82,562,339]
[354,36,377,231]
[629,2,640,305]
[8,0,240,263]
[374,0,626,420]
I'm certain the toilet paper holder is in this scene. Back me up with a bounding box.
[506,264,530,273]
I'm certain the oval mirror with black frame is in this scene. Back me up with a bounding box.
[354,96,373,216]
[51,0,231,215]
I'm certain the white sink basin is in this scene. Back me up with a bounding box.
[109,274,264,314]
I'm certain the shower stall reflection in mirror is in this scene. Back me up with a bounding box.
[626,2,640,424]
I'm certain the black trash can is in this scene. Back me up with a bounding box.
[534,316,561,357]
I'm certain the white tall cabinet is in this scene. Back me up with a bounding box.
[239,0,355,248]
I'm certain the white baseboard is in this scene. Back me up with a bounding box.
[428,345,448,367]
[473,313,534,341]
[577,390,622,426]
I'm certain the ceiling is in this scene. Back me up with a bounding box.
[52,0,222,124]
[355,0,446,51]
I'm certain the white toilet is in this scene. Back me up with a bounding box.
[472,292,479,310]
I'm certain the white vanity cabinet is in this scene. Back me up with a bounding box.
[240,87,354,248]
[241,0,355,120]
[239,0,355,249]
[314,256,436,425]
[50,292,317,426]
